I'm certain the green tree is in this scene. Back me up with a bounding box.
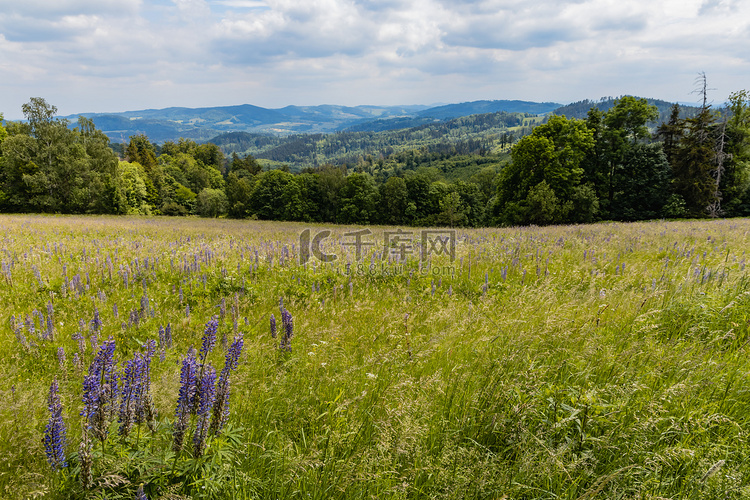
[720,90,750,215]
[294,173,322,222]
[525,180,567,225]
[230,153,262,178]
[316,164,346,222]
[194,143,224,172]
[0,132,37,211]
[611,143,671,220]
[0,99,123,214]
[119,161,151,214]
[655,104,683,168]
[225,172,253,218]
[249,169,296,220]
[404,172,432,224]
[339,173,379,224]
[604,96,659,144]
[380,176,409,224]
[196,188,229,218]
[0,113,7,145]
[437,191,468,227]
[126,134,163,209]
[672,106,718,216]
[494,115,594,225]
[598,97,659,217]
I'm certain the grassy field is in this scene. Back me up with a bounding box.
[2,214,750,499]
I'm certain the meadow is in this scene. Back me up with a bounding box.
[2,214,750,499]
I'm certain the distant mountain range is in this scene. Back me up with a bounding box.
[63,100,562,143]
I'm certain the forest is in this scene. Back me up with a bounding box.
[1,89,749,226]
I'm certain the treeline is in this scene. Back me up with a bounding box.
[0,99,227,217]
[2,92,749,226]
[492,90,750,225]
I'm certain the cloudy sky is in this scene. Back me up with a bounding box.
[0,0,748,119]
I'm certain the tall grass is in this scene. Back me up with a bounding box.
[1,214,750,498]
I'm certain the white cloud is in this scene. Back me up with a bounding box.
[0,0,749,118]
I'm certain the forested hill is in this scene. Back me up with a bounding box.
[64,100,561,144]
[554,97,701,122]
[208,111,540,170]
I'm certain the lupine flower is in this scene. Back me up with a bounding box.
[136,484,148,500]
[193,364,217,457]
[44,378,67,471]
[57,347,66,371]
[280,310,293,352]
[91,307,102,332]
[12,318,27,350]
[25,314,35,338]
[46,302,55,339]
[172,348,198,452]
[82,338,118,442]
[270,314,277,338]
[129,309,140,328]
[118,352,145,436]
[199,316,219,361]
[140,293,150,316]
[210,334,244,436]
[72,352,82,371]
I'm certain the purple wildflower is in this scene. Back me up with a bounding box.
[193,364,217,457]
[57,347,66,371]
[46,302,54,340]
[172,349,198,452]
[199,316,219,361]
[44,378,67,471]
[280,309,293,352]
[25,314,35,338]
[140,293,150,316]
[82,338,118,442]
[12,317,27,350]
[210,334,244,436]
[72,332,85,356]
[118,353,145,437]
[89,331,99,352]
[136,484,148,500]
[72,352,82,371]
[270,314,277,338]
[90,307,102,333]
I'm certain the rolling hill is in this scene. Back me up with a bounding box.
[64,100,561,143]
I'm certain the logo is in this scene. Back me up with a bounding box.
[299,228,456,265]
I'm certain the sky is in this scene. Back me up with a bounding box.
[0,0,748,119]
